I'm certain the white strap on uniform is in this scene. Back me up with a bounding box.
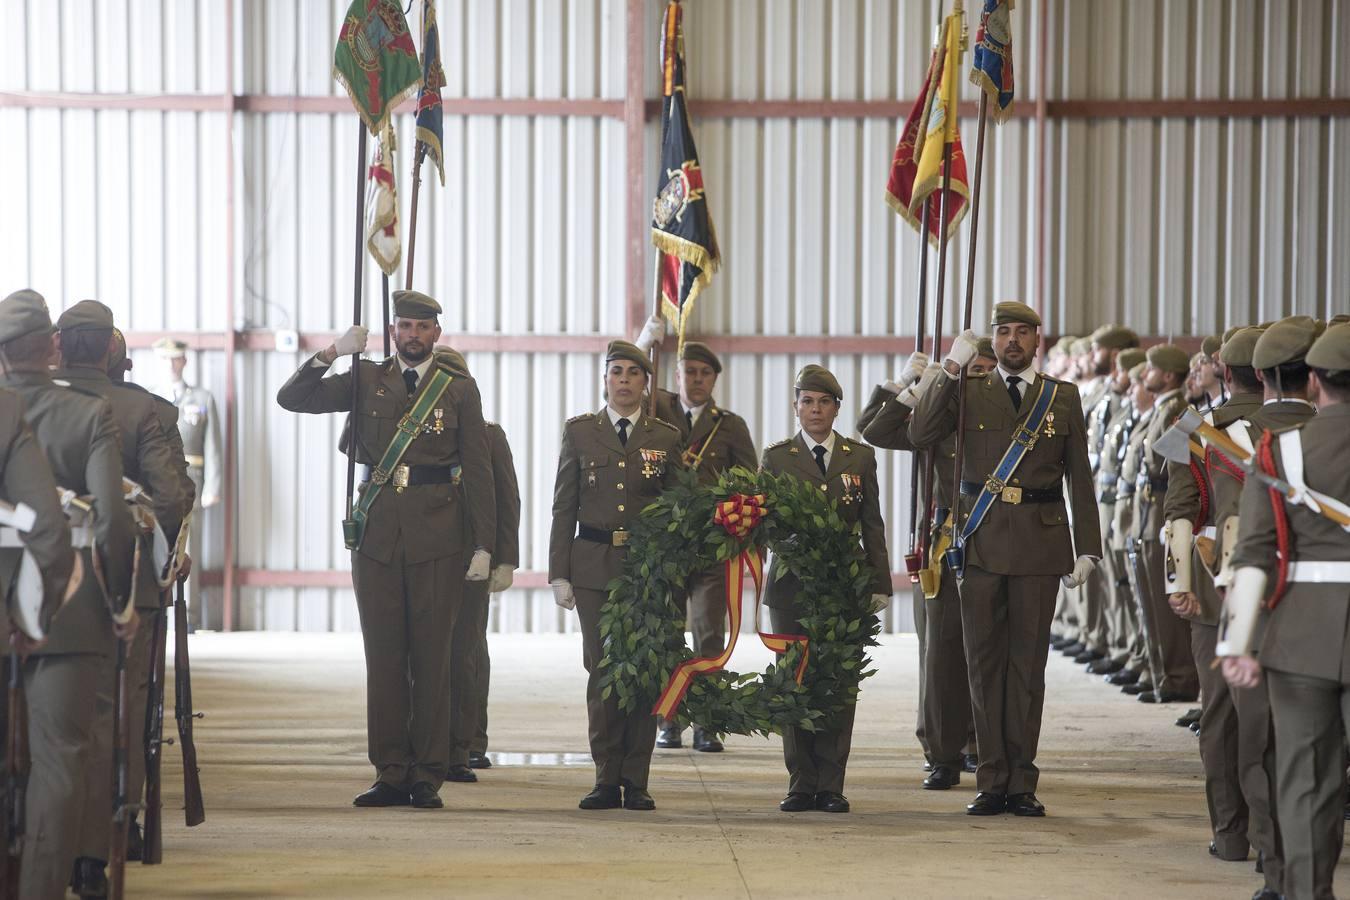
[1199,526,1218,540]
[1279,430,1350,531]
[1287,562,1350,583]
[1226,421,1254,458]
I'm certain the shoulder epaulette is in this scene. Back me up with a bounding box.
[649,417,680,434]
[766,437,794,451]
[566,413,591,425]
[1270,421,1309,435]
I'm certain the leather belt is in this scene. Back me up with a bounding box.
[0,525,94,549]
[1136,474,1169,492]
[362,464,461,488]
[577,524,631,547]
[960,481,1063,505]
[1287,562,1350,583]
[1098,489,1118,504]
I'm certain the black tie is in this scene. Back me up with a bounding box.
[617,417,630,446]
[403,368,418,396]
[1006,375,1022,411]
[813,445,828,477]
[685,410,693,432]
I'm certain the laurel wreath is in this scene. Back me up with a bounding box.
[597,466,881,736]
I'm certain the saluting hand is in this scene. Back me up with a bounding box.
[899,351,931,387]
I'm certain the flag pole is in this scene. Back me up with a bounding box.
[405,144,425,292]
[950,91,990,549]
[905,201,932,576]
[648,254,663,417]
[346,123,369,521]
[918,145,955,574]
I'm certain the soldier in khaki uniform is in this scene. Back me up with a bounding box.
[635,319,758,752]
[550,340,684,811]
[763,365,891,814]
[1221,322,1350,900]
[909,301,1100,817]
[0,290,135,900]
[861,343,994,788]
[277,291,497,809]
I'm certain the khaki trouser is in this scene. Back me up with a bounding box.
[957,567,1058,796]
[769,605,856,795]
[1265,668,1342,900]
[1191,622,1250,859]
[923,570,975,767]
[1234,675,1284,895]
[575,587,657,789]
[449,580,491,766]
[19,653,100,900]
[912,582,930,759]
[352,547,462,791]
[1138,541,1198,697]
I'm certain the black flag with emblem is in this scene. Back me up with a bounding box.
[651,0,720,354]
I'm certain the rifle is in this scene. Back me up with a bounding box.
[1,645,28,900]
[174,578,204,827]
[109,639,132,900]
[141,596,170,865]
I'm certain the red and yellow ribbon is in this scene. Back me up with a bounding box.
[652,495,810,720]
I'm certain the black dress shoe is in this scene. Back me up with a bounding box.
[1089,658,1125,675]
[1137,691,1160,704]
[967,792,1007,816]
[579,783,623,810]
[1250,890,1279,900]
[923,764,961,790]
[410,782,443,809]
[126,817,144,862]
[70,857,108,898]
[1122,681,1154,695]
[815,791,850,813]
[1155,690,1200,704]
[446,763,478,783]
[1007,792,1046,817]
[779,791,814,812]
[1049,631,1064,644]
[1107,669,1140,686]
[962,753,979,774]
[1074,649,1106,664]
[1050,636,1076,650]
[1060,642,1087,657]
[1208,841,1218,858]
[656,722,683,749]
[692,726,723,753]
[468,751,492,769]
[1175,708,1202,727]
[353,781,411,807]
[922,759,934,772]
[622,782,655,811]
[1190,722,1201,736]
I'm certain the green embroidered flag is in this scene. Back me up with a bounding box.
[334,0,422,135]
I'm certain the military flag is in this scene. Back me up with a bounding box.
[365,126,401,275]
[970,0,1015,122]
[885,17,972,248]
[414,0,446,185]
[651,0,720,352]
[333,0,422,135]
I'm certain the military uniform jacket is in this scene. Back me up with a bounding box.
[860,384,957,509]
[1098,401,1137,505]
[909,371,1100,576]
[1087,388,1125,475]
[1231,404,1350,681]
[120,381,196,519]
[276,353,496,566]
[760,431,891,612]
[0,372,134,655]
[549,409,684,591]
[1114,404,1155,549]
[1163,393,1262,531]
[651,388,756,485]
[170,381,222,503]
[0,389,74,636]
[486,423,521,569]
[1130,391,1189,544]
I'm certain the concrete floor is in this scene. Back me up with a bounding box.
[132,631,1283,899]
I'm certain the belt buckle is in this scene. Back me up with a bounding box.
[612,530,630,548]
[392,464,410,493]
[1000,486,1023,505]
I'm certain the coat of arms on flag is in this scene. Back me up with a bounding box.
[334,0,422,135]
[414,0,446,185]
[365,126,401,275]
[970,0,1015,122]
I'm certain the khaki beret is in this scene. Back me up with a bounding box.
[1116,348,1146,371]
[975,337,995,359]
[1128,361,1147,381]
[1253,315,1321,369]
[1049,335,1079,357]
[1201,334,1222,357]
[794,364,843,400]
[152,337,188,358]
[1221,325,1243,345]
[679,341,722,374]
[604,340,652,376]
[392,290,442,320]
[0,290,56,345]
[1307,323,1350,371]
[1070,338,1092,356]
[434,346,470,375]
[1146,343,1190,376]
[1218,327,1264,368]
[1092,325,1140,351]
[107,329,131,374]
[990,300,1042,328]
[56,299,115,332]
[1328,314,1349,328]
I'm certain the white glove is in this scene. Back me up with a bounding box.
[942,329,979,378]
[898,362,945,408]
[551,579,576,610]
[635,314,666,352]
[487,564,514,593]
[1060,555,1096,589]
[332,325,370,357]
[868,594,890,614]
[899,351,931,387]
[465,549,491,581]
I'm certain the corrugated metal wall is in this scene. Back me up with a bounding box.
[3,0,1347,632]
